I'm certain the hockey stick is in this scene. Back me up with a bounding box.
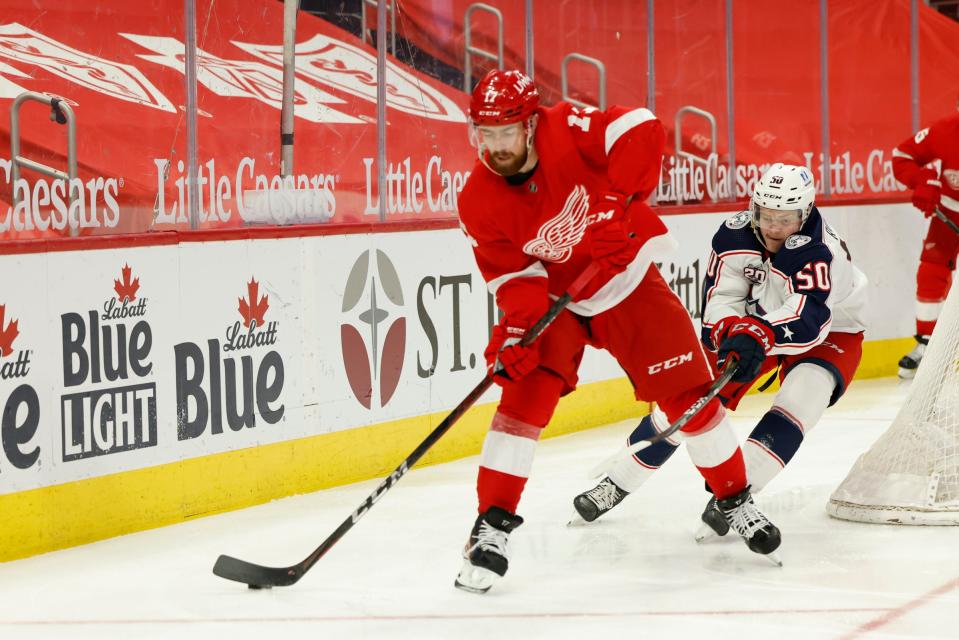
[934,207,959,236]
[589,358,738,478]
[212,262,601,588]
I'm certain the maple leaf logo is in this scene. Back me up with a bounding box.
[0,304,19,357]
[114,264,140,302]
[238,278,269,328]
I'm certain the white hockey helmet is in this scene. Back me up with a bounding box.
[751,163,816,226]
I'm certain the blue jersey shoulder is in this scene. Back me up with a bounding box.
[770,207,832,275]
[712,210,764,254]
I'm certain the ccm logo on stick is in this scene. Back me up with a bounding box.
[648,351,693,375]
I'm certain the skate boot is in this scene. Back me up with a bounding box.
[898,334,929,379]
[454,506,524,594]
[694,496,730,542]
[571,476,629,523]
[715,487,782,566]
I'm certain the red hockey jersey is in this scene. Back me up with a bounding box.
[457,103,675,322]
[893,113,959,215]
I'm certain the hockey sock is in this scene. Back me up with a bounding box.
[916,260,952,335]
[743,410,804,492]
[686,421,747,500]
[608,409,679,492]
[476,411,543,514]
[664,396,746,500]
[744,363,834,491]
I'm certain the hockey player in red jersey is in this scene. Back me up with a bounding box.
[453,69,780,594]
[572,163,867,543]
[892,111,959,378]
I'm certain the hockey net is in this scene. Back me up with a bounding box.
[827,284,959,525]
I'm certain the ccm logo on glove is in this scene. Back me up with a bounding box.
[717,316,776,383]
[730,320,773,352]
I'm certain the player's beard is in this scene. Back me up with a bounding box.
[487,148,528,177]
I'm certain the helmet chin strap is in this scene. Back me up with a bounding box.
[524,115,537,153]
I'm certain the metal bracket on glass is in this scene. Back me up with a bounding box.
[361,0,396,55]
[10,91,79,237]
[561,53,606,111]
[674,105,718,205]
[464,3,504,92]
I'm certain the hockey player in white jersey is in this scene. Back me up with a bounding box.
[573,163,868,544]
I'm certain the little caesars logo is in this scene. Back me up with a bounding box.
[174,279,284,439]
[60,265,157,461]
[0,303,40,471]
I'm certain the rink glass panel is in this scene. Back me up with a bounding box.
[3,0,959,240]
[825,0,913,202]
[0,2,189,238]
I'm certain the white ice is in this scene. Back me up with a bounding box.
[1,377,957,640]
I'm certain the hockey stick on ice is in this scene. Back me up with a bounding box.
[589,358,739,478]
[212,262,601,589]
[934,207,959,236]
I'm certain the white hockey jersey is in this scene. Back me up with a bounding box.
[701,208,868,356]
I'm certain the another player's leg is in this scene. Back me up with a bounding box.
[660,388,781,560]
[572,407,679,522]
[898,334,929,378]
[576,267,780,559]
[456,306,590,594]
[454,370,564,593]
[697,363,834,540]
[901,225,957,378]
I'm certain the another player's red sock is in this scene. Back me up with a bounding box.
[477,466,528,514]
[662,394,748,499]
[697,448,747,500]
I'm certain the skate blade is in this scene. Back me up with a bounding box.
[763,551,783,567]
[454,561,497,594]
[694,522,721,543]
[567,510,590,527]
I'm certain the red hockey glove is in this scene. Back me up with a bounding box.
[707,315,742,351]
[484,323,539,385]
[912,169,941,218]
[588,192,640,275]
[717,316,776,383]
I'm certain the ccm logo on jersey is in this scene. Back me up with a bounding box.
[648,351,693,375]
[743,265,766,284]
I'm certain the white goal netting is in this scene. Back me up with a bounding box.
[827,283,959,525]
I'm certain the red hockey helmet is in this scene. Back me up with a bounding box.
[469,69,540,126]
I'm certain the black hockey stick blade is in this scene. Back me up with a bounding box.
[934,207,959,236]
[213,555,300,588]
[212,263,600,588]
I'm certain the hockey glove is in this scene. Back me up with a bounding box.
[717,316,776,383]
[707,315,741,351]
[588,192,639,275]
[912,169,941,218]
[484,322,539,385]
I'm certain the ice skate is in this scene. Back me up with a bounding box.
[715,487,783,566]
[694,495,731,542]
[898,335,928,379]
[454,507,523,594]
[569,476,629,525]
